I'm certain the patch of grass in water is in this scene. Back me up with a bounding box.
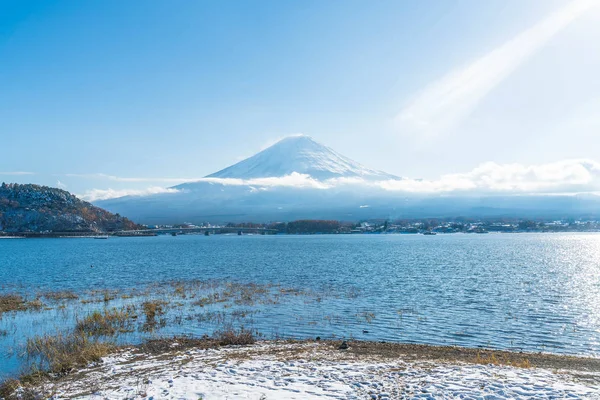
[41,290,79,302]
[0,294,46,316]
[75,306,137,336]
[0,294,28,315]
[141,300,169,331]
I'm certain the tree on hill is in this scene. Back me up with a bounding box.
[0,183,140,233]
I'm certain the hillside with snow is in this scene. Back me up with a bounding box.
[0,183,140,232]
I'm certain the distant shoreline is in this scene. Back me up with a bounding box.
[3,230,600,239]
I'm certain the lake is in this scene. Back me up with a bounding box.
[1,233,600,377]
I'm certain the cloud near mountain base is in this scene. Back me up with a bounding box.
[377,159,600,194]
[81,159,600,201]
[81,187,181,202]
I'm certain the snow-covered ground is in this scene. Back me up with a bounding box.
[41,342,599,399]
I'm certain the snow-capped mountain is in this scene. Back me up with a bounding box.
[207,135,399,181]
[95,136,600,224]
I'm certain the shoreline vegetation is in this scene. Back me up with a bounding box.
[2,279,600,398]
[3,217,600,238]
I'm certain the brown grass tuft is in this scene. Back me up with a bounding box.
[26,299,45,310]
[75,307,136,336]
[475,351,531,368]
[25,332,114,375]
[140,300,168,331]
[0,378,21,400]
[0,294,28,315]
[42,291,79,301]
[214,327,256,346]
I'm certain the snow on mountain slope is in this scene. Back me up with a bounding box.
[207,135,399,181]
[95,135,600,224]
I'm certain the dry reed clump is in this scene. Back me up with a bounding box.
[173,284,187,298]
[214,327,256,346]
[75,307,136,336]
[192,292,225,307]
[139,336,218,354]
[475,351,531,368]
[0,379,22,400]
[24,332,114,375]
[0,374,46,400]
[79,290,118,304]
[0,294,28,315]
[26,299,45,311]
[42,291,79,302]
[142,300,167,324]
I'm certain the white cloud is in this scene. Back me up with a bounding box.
[79,187,181,202]
[79,159,600,201]
[56,180,67,189]
[395,0,597,139]
[65,173,199,184]
[200,172,329,189]
[0,171,34,176]
[214,159,600,195]
[376,159,600,194]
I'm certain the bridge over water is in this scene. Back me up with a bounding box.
[5,227,278,238]
[114,227,278,236]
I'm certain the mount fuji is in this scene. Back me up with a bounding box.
[96,136,600,224]
[207,135,398,181]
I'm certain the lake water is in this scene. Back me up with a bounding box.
[1,233,600,376]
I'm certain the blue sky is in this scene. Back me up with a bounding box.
[2,0,600,199]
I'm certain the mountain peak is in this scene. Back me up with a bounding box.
[207,135,399,181]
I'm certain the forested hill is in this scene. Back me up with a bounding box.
[0,183,140,233]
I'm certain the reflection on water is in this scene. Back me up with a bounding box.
[1,233,600,377]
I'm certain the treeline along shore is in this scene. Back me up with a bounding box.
[4,217,600,238]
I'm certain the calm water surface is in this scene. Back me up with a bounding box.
[1,233,600,376]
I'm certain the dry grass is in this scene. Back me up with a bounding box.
[42,291,79,301]
[27,299,45,311]
[192,293,224,307]
[0,294,28,315]
[0,378,19,399]
[142,300,166,321]
[173,284,187,298]
[25,332,114,375]
[0,294,47,316]
[102,290,116,303]
[475,351,531,368]
[214,327,256,346]
[75,307,136,336]
[0,372,48,400]
[141,300,168,331]
[139,336,218,354]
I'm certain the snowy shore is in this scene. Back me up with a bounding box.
[24,340,600,399]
